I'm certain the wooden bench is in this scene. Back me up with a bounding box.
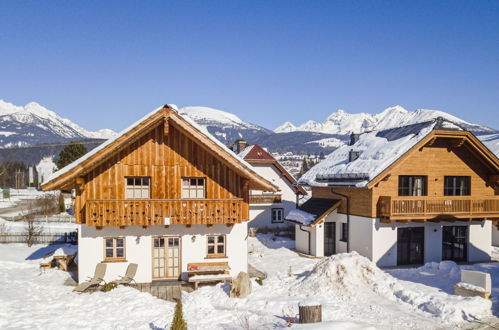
[187,262,231,289]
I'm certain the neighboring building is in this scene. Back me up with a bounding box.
[236,143,307,229]
[42,105,276,284]
[289,119,499,267]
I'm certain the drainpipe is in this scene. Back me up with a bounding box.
[297,224,312,255]
[331,189,350,253]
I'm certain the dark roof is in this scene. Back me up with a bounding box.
[299,198,341,217]
[240,144,275,161]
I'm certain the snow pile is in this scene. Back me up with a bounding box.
[52,245,77,257]
[296,252,492,323]
[285,209,316,225]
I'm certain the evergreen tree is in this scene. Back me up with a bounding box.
[170,301,187,330]
[56,141,88,170]
[300,158,309,176]
[0,161,28,188]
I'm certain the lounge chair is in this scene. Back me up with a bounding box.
[115,263,138,286]
[73,263,107,293]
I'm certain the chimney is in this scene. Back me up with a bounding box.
[235,139,249,153]
[349,149,361,162]
[350,133,360,146]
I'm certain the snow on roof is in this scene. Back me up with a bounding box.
[479,133,499,157]
[299,120,438,187]
[237,145,255,160]
[285,208,317,225]
[43,105,275,189]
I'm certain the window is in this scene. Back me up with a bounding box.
[207,235,225,257]
[340,223,348,242]
[271,208,284,223]
[125,177,150,199]
[182,178,205,198]
[398,176,427,196]
[104,238,125,261]
[444,176,470,196]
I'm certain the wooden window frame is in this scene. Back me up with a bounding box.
[103,237,126,262]
[340,222,348,242]
[206,234,226,258]
[271,208,284,223]
[444,176,471,196]
[181,177,206,199]
[125,176,151,199]
[398,175,427,196]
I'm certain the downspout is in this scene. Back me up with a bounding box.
[331,189,350,253]
[297,224,312,255]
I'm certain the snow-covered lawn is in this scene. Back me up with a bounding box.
[1,235,497,329]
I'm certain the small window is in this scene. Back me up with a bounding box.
[398,176,427,196]
[104,238,125,261]
[271,208,284,223]
[125,177,150,199]
[207,235,226,257]
[182,178,205,198]
[340,223,348,242]
[444,176,471,196]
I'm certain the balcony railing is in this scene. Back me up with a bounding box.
[249,194,282,204]
[378,196,499,220]
[84,199,245,226]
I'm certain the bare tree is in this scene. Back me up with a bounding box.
[22,200,44,247]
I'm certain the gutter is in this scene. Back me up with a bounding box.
[331,189,350,253]
[285,219,312,255]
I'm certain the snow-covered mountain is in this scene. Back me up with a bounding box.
[274,106,497,135]
[179,106,272,144]
[0,99,118,148]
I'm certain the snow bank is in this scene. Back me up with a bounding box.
[285,209,316,225]
[296,252,492,323]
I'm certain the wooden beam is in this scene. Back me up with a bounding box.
[206,224,213,228]
[96,226,103,230]
[164,225,170,229]
[142,225,147,230]
[185,224,192,228]
[164,117,169,135]
[428,219,440,223]
[380,217,392,224]
[119,226,126,230]
[226,223,234,227]
[411,219,426,223]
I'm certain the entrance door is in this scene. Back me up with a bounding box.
[324,222,336,256]
[397,227,424,265]
[152,237,180,279]
[442,226,467,262]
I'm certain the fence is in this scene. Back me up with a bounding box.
[0,231,77,244]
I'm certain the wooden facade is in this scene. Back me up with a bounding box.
[311,130,499,222]
[42,106,276,227]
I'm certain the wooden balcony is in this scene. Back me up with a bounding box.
[84,199,245,227]
[249,194,282,204]
[378,196,499,221]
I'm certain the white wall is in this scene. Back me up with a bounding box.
[492,226,499,247]
[78,222,248,284]
[248,163,298,229]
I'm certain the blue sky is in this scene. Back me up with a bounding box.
[0,1,498,132]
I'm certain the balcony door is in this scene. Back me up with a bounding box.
[152,237,181,279]
[324,222,336,256]
[442,226,467,262]
[397,227,424,265]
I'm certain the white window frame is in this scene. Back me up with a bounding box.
[182,177,206,199]
[125,177,150,199]
[271,208,284,223]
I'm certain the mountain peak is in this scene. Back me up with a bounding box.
[274,121,296,133]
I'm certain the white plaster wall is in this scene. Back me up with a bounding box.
[469,220,491,262]
[492,226,499,247]
[78,222,248,284]
[248,163,298,229]
[294,224,317,255]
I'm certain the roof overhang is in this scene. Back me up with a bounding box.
[41,105,278,192]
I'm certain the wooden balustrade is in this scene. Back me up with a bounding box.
[378,196,499,220]
[249,194,282,204]
[85,199,245,226]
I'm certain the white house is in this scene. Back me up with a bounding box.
[41,105,277,284]
[236,143,307,230]
[289,119,499,267]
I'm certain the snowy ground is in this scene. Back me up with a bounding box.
[1,235,498,329]
[0,216,77,234]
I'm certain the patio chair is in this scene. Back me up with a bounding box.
[115,263,138,286]
[73,263,107,293]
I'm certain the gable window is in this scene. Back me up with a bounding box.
[271,208,284,223]
[444,176,470,196]
[104,237,125,261]
[182,178,205,199]
[399,176,427,196]
[340,223,348,242]
[125,177,150,199]
[207,235,226,257]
